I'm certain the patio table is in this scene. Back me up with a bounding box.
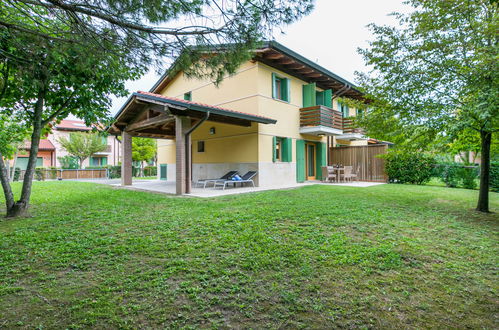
[331,167,345,183]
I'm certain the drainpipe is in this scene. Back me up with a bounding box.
[184,111,210,193]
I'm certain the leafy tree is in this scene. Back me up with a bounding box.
[58,133,107,169]
[0,1,313,218]
[132,138,156,177]
[0,114,29,211]
[357,0,498,212]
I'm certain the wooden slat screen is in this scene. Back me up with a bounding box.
[329,145,388,182]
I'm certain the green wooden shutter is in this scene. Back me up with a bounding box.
[315,142,327,180]
[282,137,292,162]
[160,164,167,180]
[302,83,316,107]
[324,89,332,108]
[284,78,290,102]
[102,157,107,166]
[296,140,305,182]
[271,73,277,99]
[272,136,277,162]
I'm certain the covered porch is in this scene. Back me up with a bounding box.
[108,91,276,195]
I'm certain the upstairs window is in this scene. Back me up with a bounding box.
[272,73,290,102]
[197,141,205,153]
[337,101,349,117]
[184,91,192,101]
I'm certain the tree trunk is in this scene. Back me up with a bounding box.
[476,130,491,213]
[0,152,15,214]
[5,87,46,218]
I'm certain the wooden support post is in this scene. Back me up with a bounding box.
[185,133,192,194]
[175,116,190,195]
[121,130,133,186]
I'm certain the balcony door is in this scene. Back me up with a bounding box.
[305,142,316,180]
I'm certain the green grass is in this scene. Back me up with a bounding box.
[0,182,497,328]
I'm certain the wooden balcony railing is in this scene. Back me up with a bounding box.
[342,118,365,134]
[300,105,343,130]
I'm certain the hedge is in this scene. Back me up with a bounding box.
[383,151,434,184]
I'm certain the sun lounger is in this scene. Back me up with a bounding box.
[195,171,238,188]
[214,171,257,190]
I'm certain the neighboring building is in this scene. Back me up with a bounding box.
[11,119,120,170]
[110,41,385,193]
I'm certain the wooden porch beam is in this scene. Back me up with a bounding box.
[125,114,174,132]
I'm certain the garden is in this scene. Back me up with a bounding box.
[0,181,497,328]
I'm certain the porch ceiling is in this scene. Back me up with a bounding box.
[108,91,277,138]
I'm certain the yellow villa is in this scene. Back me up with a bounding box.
[110,42,385,194]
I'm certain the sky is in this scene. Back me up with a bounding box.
[108,0,409,115]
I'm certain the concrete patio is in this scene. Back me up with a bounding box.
[79,178,385,198]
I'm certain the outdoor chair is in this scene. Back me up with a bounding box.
[340,166,354,182]
[321,166,337,183]
[350,165,360,182]
[195,170,238,188]
[214,171,257,190]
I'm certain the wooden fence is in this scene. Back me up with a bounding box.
[329,145,388,182]
[18,169,108,181]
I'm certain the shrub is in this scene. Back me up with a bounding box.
[491,162,499,192]
[434,162,479,189]
[13,168,21,181]
[383,151,434,184]
[35,168,45,181]
[460,166,478,190]
[143,166,157,177]
[58,155,79,169]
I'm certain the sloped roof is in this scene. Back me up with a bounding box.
[23,139,55,150]
[135,91,275,123]
[55,119,92,131]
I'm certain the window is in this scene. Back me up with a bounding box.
[275,138,282,161]
[90,156,107,167]
[197,141,205,153]
[272,73,290,102]
[337,101,349,117]
[272,137,292,162]
[356,108,364,116]
[184,91,192,101]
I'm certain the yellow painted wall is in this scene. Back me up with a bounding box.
[156,59,363,165]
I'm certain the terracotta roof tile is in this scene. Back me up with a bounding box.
[137,91,274,121]
[55,119,93,131]
[23,139,55,150]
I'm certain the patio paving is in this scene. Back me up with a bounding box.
[77,178,385,197]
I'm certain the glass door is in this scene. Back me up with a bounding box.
[305,143,316,180]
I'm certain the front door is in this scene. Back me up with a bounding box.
[305,143,316,180]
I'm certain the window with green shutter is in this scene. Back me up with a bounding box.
[272,73,290,102]
[272,137,292,162]
[184,91,192,101]
[337,101,349,117]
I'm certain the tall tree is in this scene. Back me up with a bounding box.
[58,132,108,169]
[132,137,156,177]
[0,1,313,218]
[357,0,498,212]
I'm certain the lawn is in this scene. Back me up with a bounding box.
[0,182,497,328]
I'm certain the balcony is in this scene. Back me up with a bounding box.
[299,105,343,136]
[337,118,366,140]
[94,145,112,154]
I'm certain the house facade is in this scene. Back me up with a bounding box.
[154,42,372,186]
[12,119,120,170]
[110,42,382,193]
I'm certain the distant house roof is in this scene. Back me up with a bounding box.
[23,139,55,150]
[55,119,93,131]
[150,41,364,100]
